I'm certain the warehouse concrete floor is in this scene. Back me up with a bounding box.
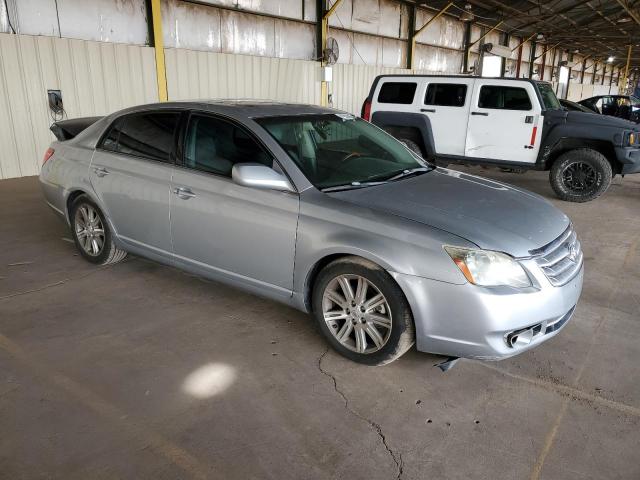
[1,170,638,480]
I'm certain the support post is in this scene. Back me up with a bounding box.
[462,21,472,74]
[319,0,343,106]
[592,62,598,85]
[407,4,416,69]
[500,32,509,77]
[515,36,523,78]
[601,63,607,85]
[621,44,632,93]
[149,0,167,102]
[550,48,558,82]
[528,40,536,78]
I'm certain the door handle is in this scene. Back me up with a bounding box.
[421,108,436,113]
[93,167,109,177]
[525,115,534,123]
[471,112,489,116]
[173,187,196,199]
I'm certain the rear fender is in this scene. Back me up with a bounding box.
[371,111,436,158]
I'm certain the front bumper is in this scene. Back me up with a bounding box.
[615,146,640,174]
[391,263,583,360]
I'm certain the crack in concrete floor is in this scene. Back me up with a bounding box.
[317,347,404,480]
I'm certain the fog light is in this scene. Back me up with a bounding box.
[506,327,536,348]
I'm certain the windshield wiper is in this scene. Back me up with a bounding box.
[321,181,388,192]
[383,167,431,182]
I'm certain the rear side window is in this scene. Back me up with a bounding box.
[100,112,180,163]
[377,82,417,104]
[425,83,467,107]
[478,86,532,110]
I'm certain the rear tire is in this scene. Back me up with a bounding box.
[549,148,612,202]
[70,195,127,265]
[312,257,415,366]
[398,138,424,157]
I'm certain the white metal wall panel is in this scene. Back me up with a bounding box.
[0,33,157,179]
[6,0,148,45]
[331,63,409,115]
[164,48,320,105]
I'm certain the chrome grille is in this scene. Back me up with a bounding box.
[531,226,583,286]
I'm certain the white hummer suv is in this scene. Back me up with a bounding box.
[362,75,640,202]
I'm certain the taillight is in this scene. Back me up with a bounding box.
[362,99,372,121]
[43,147,55,165]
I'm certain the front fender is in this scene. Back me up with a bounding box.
[293,191,474,308]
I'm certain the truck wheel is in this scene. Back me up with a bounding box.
[549,148,612,202]
[398,138,424,157]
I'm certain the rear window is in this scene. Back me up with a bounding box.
[425,83,467,107]
[478,86,532,110]
[100,112,180,163]
[377,82,417,104]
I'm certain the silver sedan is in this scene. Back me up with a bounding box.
[40,101,583,365]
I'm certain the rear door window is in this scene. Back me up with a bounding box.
[377,82,417,104]
[424,83,467,107]
[100,112,180,163]
[478,86,532,110]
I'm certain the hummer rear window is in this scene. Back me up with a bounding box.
[378,82,417,104]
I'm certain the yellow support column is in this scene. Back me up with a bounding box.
[320,0,343,107]
[150,0,168,102]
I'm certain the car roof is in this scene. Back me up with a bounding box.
[372,74,546,84]
[109,99,339,120]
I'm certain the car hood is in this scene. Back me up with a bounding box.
[327,168,570,258]
[564,110,639,129]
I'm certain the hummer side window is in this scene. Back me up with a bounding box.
[424,84,467,107]
[377,82,417,104]
[478,86,532,111]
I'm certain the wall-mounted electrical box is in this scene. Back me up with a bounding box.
[47,89,63,115]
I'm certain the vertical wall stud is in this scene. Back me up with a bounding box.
[528,40,536,78]
[149,0,168,102]
[407,4,416,70]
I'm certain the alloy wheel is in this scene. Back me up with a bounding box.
[562,161,597,191]
[322,274,392,354]
[74,204,105,256]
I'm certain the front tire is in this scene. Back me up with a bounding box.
[398,138,424,157]
[312,257,415,366]
[70,195,127,265]
[549,148,612,202]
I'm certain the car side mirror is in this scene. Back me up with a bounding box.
[232,163,295,193]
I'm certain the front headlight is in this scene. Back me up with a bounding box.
[444,246,531,288]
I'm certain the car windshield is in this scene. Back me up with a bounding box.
[631,96,640,107]
[257,114,428,190]
[536,82,562,110]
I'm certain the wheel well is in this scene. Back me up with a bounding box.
[65,190,86,218]
[547,140,620,174]
[304,254,349,312]
[303,254,412,316]
[381,126,426,156]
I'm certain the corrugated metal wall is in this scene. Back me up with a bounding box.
[164,47,409,116]
[0,33,157,179]
[164,48,321,104]
[331,63,409,114]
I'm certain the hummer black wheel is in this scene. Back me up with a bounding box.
[549,148,612,203]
